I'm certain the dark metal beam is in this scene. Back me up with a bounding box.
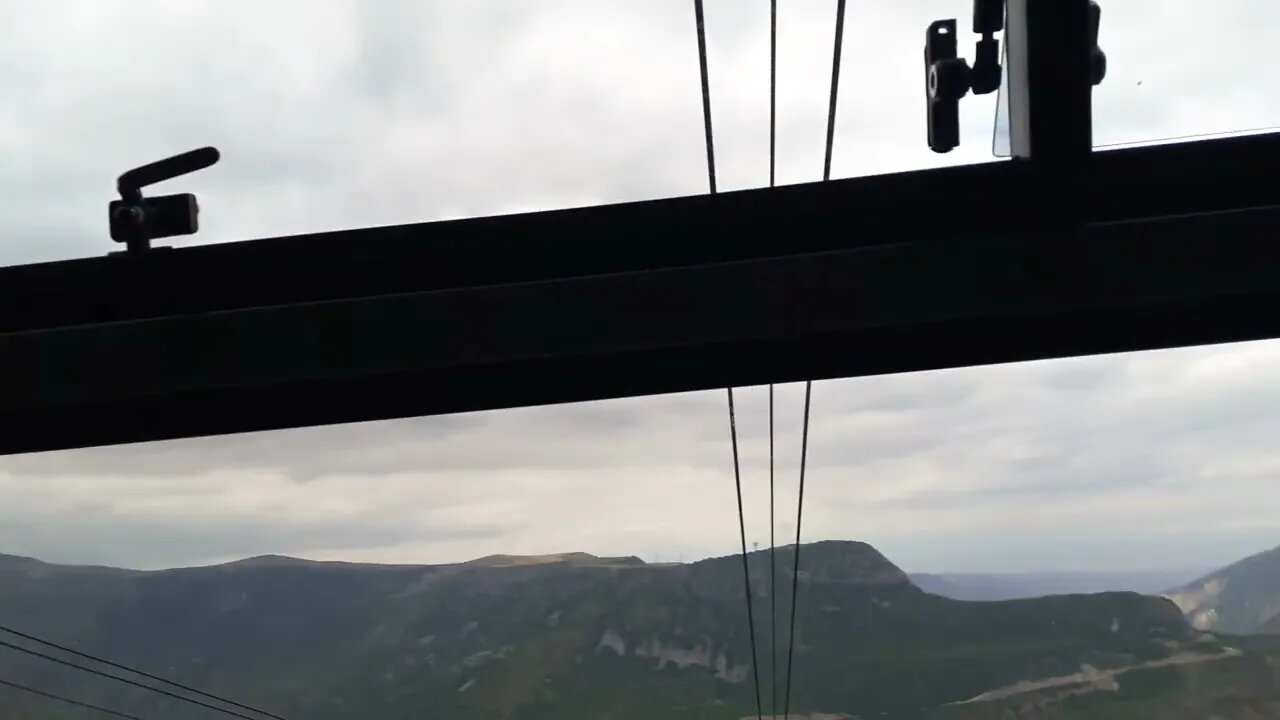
[1004,0,1094,164]
[2,202,1279,455]
[2,133,1280,335]
[1,134,1278,454]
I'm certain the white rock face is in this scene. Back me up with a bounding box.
[635,636,749,683]
[1165,578,1227,630]
[712,651,749,683]
[635,636,713,670]
[596,630,749,683]
[596,629,627,657]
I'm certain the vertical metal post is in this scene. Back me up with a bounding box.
[1004,0,1094,167]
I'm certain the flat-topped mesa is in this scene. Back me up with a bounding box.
[688,540,912,588]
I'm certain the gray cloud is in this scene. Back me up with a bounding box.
[4,340,1280,572]
[0,500,507,571]
[1,1,1278,573]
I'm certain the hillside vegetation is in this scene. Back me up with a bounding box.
[0,541,1256,719]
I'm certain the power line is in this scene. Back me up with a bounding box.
[782,381,813,720]
[726,388,765,720]
[0,676,147,720]
[783,3,846,717]
[768,383,777,720]
[767,3,779,720]
[822,0,848,184]
[694,0,717,194]
[0,623,286,720]
[770,0,778,188]
[0,638,270,720]
[695,6,763,717]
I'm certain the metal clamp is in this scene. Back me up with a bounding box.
[925,1,1105,154]
[109,147,221,255]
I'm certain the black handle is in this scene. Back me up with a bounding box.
[117,147,220,200]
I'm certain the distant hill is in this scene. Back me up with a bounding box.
[1165,544,1280,634]
[913,570,1204,602]
[0,543,1249,719]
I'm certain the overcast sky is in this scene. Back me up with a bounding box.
[0,0,1278,574]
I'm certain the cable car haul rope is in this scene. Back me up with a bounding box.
[693,1,846,718]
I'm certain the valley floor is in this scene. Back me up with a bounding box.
[955,646,1242,704]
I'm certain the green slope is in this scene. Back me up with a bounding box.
[931,635,1280,720]
[0,542,1217,719]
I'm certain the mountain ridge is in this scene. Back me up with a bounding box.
[1165,543,1280,634]
[0,539,1213,719]
[0,540,892,575]
[0,549,647,574]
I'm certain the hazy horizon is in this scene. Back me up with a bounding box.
[0,532,1247,581]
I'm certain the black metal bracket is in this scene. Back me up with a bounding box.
[925,0,1004,153]
[108,147,220,255]
[926,0,1105,155]
[4,130,1280,454]
[1089,2,1107,86]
